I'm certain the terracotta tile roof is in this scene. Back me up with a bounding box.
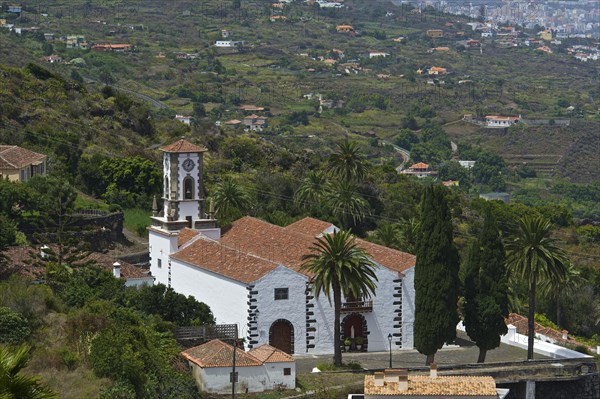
[160,139,207,153]
[284,216,415,273]
[80,252,151,279]
[354,238,415,274]
[364,374,497,396]
[0,145,46,169]
[178,228,200,247]
[284,217,334,236]
[225,217,415,275]
[181,339,262,368]
[248,344,294,363]
[219,216,314,274]
[505,313,580,345]
[2,246,150,279]
[172,216,415,283]
[171,234,280,284]
[409,162,429,169]
[485,115,520,121]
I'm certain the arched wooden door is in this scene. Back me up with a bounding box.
[269,319,294,354]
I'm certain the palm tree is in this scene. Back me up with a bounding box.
[0,344,57,399]
[370,223,401,249]
[210,177,251,224]
[539,262,585,328]
[505,215,569,360]
[328,181,369,229]
[398,217,421,254]
[301,230,378,367]
[293,170,330,209]
[328,141,369,183]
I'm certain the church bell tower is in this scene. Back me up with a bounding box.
[151,138,217,231]
[148,139,219,287]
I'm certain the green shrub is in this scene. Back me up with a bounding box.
[99,381,136,399]
[60,348,79,370]
[0,307,31,344]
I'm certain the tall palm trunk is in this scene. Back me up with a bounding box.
[333,283,342,367]
[527,275,537,360]
[556,287,563,328]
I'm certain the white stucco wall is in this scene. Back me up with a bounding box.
[310,289,336,354]
[124,277,155,287]
[196,365,271,393]
[401,267,416,349]
[263,361,296,389]
[149,229,178,287]
[253,266,308,354]
[170,258,248,333]
[365,266,398,352]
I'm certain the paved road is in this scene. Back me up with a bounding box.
[293,332,547,374]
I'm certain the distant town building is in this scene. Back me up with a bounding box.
[214,40,244,48]
[368,51,389,58]
[400,162,438,178]
[175,115,193,125]
[336,25,354,33]
[0,145,47,182]
[426,29,444,38]
[458,160,476,169]
[242,114,267,131]
[484,115,521,127]
[91,43,132,52]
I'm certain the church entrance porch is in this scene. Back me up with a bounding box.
[341,313,368,351]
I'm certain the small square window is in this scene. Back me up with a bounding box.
[274,288,288,300]
[283,367,291,376]
[157,259,162,269]
[230,372,238,382]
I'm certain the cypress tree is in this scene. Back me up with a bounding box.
[414,186,460,365]
[463,209,509,363]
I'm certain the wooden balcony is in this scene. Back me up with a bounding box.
[341,300,373,312]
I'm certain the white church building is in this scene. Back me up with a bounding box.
[149,139,417,355]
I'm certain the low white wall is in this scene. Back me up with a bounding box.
[457,322,593,359]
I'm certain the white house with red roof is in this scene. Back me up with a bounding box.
[400,162,438,179]
[181,339,295,393]
[149,139,416,356]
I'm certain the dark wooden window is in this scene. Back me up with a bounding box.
[283,368,291,376]
[274,288,288,300]
[229,372,238,382]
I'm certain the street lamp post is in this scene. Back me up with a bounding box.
[232,338,237,399]
[387,333,392,368]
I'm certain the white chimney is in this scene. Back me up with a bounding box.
[398,374,408,392]
[40,245,49,259]
[374,372,384,387]
[430,363,438,379]
[384,369,400,383]
[113,262,121,278]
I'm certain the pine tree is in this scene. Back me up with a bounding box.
[414,186,460,365]
[463,210,509,363]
